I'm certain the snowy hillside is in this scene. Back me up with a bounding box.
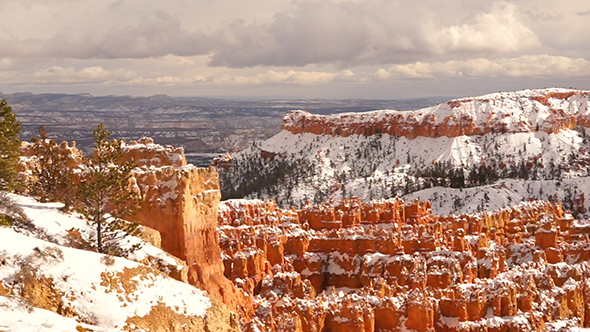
[217,88,590,216]
[0,194,213,331]
[404,178,590,216]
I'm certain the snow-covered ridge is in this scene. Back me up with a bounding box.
[282,88,590,139]
[218,88,590,215]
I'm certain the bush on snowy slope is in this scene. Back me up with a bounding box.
[2,193,190,281]
[0,191,29,227]
[23,124,144,256]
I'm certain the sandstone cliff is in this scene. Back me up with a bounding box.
[217,88,590,214]
[282,89,590,139]
[126,138,242,309]
[0,194,240,332]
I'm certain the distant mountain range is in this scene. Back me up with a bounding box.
[3,92,448,166]
[216,88,590,217]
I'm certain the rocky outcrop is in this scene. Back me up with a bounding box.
[122,138,242,310]
[18,137,242,311]
[218,197,590,331]
[282,88,590,139]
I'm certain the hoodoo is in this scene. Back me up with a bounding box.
[218,197,590,331]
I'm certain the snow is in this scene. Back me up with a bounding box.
[8,194,182,271]
[405,177,590,216]
[0,296,112,332]
[0,227,210,329]
[0,193,211,330]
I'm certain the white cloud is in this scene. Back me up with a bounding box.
[208,69,355,85]
[30,66,138,84]
[0,10,210,59]
[433,2,539,54]
[6,55,590,88]
[0,0,589,97]
[378,55,590,80]
[0,1,541,68]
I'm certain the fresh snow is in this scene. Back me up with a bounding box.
[0,194,211,331]
[0,296,112,332]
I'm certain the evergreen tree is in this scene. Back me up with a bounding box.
[77,124,141,255]
[0,99,21,191]
[29,126,76,208]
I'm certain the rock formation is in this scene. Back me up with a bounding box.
[0,181,245,332]
[19,133,590,331]
[218,197,590,331]
[18,137,242,311]
[282,89,589,139]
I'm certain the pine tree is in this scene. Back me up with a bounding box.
[77,124,141,255]
[29,126,76,208]
[0,99,21,191]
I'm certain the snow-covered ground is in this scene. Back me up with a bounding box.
[222,127,590,212]
[0,194,210,331]
[404,177,590,216]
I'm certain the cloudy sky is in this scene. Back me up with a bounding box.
[0,0,589,98]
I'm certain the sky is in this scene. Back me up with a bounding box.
[0,0,589,99]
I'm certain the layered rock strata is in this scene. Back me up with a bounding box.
[122,138,243,309]
[282,89,590,139]
[218,197,590,331]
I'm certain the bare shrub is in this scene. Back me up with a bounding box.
[100,255,116,266]
[0,191,26,227]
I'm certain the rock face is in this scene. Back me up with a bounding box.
[282,89,590,139]
[218,197,590,331]
[217,88,590,213]
[121,138,242,309]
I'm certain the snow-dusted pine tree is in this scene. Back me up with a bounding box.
[76,124,141,255]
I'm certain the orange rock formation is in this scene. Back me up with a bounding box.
[281,89,590,139]
[219,197,590,331]
[18,137,242,310]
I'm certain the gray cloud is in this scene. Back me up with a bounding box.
[0,1,540,68]
[0,10,210,59]
[377,55,590,80]
[0,0,588,98]
[208,1,540,67]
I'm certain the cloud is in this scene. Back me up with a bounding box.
[207,1,540,67]
[377,55,590,80]
[207,69,355,85]
[0,11,210,59]
[10,65,354,86]
[433,2,539,54]
[31,66,138,84]
[3,54,589,90]
[0,1,540,68]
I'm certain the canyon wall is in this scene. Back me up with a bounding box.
[218,197,590,331]
[282,89,590,139]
